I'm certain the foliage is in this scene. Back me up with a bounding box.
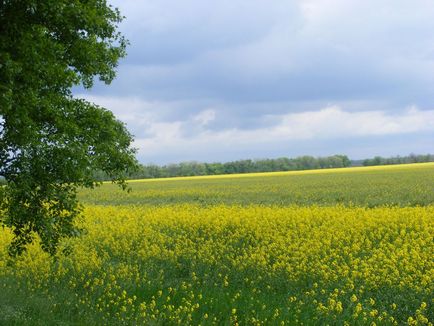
[91,153,434,181]
[0,0,137,256]
[362,153,434,166]
[103,154,352,180]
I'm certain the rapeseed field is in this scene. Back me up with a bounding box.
[79,162,434,207]
[1,163,433,325]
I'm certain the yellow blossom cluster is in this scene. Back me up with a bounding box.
[1,204,432,324]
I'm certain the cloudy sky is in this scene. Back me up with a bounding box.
[77,0,434,164]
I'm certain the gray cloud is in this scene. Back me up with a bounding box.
[97,0,434,102]
[76,0,434,163]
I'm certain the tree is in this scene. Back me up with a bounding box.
[0,0,137,256]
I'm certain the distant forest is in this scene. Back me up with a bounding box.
[91,153,434,180]
[361,153,434,166]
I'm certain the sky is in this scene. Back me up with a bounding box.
[77,0,434,164]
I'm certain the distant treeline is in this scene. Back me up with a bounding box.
[121,153,433,180]
[4,152,432,184]
[2,153,429,184]
[362,154,434,166]
[92,155,352,180]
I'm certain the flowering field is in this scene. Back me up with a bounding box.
[1,163,433,325]
[80,162,434,207]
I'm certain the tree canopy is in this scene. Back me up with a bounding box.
[0,0,137,256]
